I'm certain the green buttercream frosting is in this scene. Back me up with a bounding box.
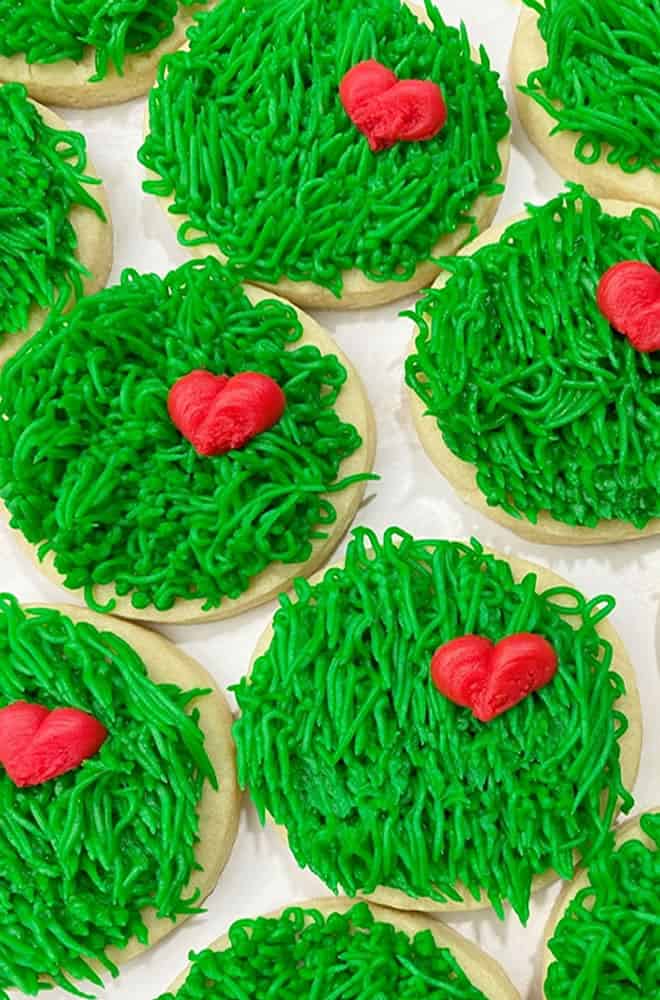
[0,594,216,999]
[156,902,488,1000]
[0,83,104,342]
[546,812,660,998]
[405,186,660,529]
[0,258,368,615]
[520,0,659,174]
[139,0,510,297]
[233,527,634,924]
[0,0,208,80]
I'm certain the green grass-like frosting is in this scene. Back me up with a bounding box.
[0,0,208,80]
[0,258,368,615]
[0,82,104,341]
[520,0,659,174]
[139,0,510,296]
[546,812,660,998]
[405,186,660,529]
[233,527,634,924]
[156,902,488,1000]
[0,595,216,999]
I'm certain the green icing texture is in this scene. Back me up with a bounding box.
[0,0,208,80]
[0,82,104,341]
[405,186,660,529]
[546,812,660,998]
[233,527,634,924]
[139,0,510,297]
[0,594,216,999]
[156,902,487,1000]
[520,0,659,174]
[0,258,369,614]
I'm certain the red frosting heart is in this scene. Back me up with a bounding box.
[597,260,660,353]
[431,633,557,723]
[168,370,286,456]
[339,59,447,152]
[0,702,108,787]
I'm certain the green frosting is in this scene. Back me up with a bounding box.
[138,0,510,297]
[0,83,104,342]
[0,0,207,81]
[0,258,369,615]
[233,527,634,924]
[546,812,660,998]
[156,901,488,1000]
[0,594,216,999]
[520,0,659,175]
[405,186,660,530]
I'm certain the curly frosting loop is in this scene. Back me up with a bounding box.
[0,0,207,80]
[546,812,660,998]
[139,0,509,297]
[0,83,104,341]
[0,595,216,999]
[0,258,369,614]
[520,0,660,175]
[156,902,488,1000]
[405,186,660,529]
[233,527,633,923]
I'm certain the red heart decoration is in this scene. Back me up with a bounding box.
[339,59,447,152]
[597,261,660,353]
[0,702,108,787]
[168,370,286,456]
[431,633,557,722]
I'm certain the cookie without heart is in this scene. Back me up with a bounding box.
[235,528,641,922]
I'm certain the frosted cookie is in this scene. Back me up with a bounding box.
[406,187,660,544]
[158,898,519,1000]
[511,1,660,208]
[0,595,239,997]
[0,83,111,367]
[543,810,660,998]
[139,0,511,309]
[0,1,215,108]
[0,259,375,623]
[234,527,641,923]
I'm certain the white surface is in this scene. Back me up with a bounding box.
[2,1,659,997]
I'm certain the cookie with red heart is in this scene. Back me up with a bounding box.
[0,257,375,624]
[0,595,239,997]
[406,186,660,544]
[139,0,511,309]
[234,528,641,923]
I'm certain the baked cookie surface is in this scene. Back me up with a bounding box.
[158,898,520,1000]
[0,596,239,998]
[543,810,660,998]
[0,1,213,107]
[0,83,111,366]
[0,259,375,622]
[139,0,511,308]
[234,527,641,923]
[406,187,660,543]
[511,1,660,207]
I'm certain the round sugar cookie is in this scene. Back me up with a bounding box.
[0,259,375,623]
[234,527,641,923]
[406,187,660,544]
[0,2,216,108]
[139,0,511,310]
[159,898,520,1000]
[542,810,660,998]
[510,3,660,209]
[0,596,240,996]
[0,85,112,366]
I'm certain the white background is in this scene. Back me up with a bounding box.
[2,1,658,997]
